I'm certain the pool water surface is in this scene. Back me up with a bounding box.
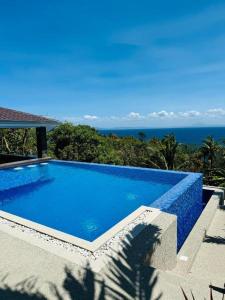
[0,161,179,241]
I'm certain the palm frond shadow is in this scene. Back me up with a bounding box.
[181,284,225,300]
[204,234,225,245]
[106,223,162,300]
[0,223,162,300]
[48,265,106,300]
[0,275,48,300]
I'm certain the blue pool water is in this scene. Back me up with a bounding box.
[0,161,202,248]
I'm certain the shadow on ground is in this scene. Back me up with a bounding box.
[0,276,48,300]
[182,284,225,300]
[204,234,225,245]
[0,224,163,300]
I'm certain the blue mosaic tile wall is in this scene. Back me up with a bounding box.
[152,173,203,250]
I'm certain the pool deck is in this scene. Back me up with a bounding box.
[0,210,225,300]
[189,205,225,281]
[0,190,225,299]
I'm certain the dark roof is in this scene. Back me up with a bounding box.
[0,107,59,128]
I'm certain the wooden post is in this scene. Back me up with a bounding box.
[36,127,47,158]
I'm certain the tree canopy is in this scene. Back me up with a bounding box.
[1,123,225,187]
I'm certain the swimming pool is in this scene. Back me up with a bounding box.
[0,160,202,250]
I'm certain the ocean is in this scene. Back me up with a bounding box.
[99,127,225,145]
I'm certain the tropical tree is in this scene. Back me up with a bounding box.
[138,131,146,142]
[114,136,145,166]
[95,137,123,165]
[147,134,180,170]
[200,136,220,170]
[210,169,225,187]
[0,128,36,156]
[161,134,180,170]
[48,123,101,162]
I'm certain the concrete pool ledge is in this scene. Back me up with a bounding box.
[0,157,52,169]
[0,206,160,253]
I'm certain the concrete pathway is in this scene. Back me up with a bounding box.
[1,227,225,300]
[0,230,76,299]
[0,229,210,300]
[189,206,225,281]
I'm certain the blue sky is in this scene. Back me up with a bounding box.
[1,0,225,128]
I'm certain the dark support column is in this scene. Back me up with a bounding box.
[36,127,47,158]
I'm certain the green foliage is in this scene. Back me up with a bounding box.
[0,128,36,156]
[94,138,123,165]
[48,123,100,162]
[146,135,180,170]
[138,131,146,142]
[1,123,225,187]
[200,136,220,170]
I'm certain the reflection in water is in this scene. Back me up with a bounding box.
[13,167,24,171]
[127,193,138,201]
[82,218,99,239]
[38,164,51,181]
[0,178,55,206]
[0,165,54,206]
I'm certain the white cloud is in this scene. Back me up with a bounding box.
[83,114,99,120]
[62,107,225,126]
[149,110,175,118]
[178,110,201,117]
[206,108,225,116]
[127,112,144,120]
[148,110,203,119]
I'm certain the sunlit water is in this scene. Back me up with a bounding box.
[0,161,178,241]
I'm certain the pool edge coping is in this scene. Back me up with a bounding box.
[0,205,161,252]
[0,157,52,169]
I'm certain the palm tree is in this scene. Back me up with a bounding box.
[200,136,220,170]
[160,134,179,170]
[147,134,179,170]
[138,131,146,142]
